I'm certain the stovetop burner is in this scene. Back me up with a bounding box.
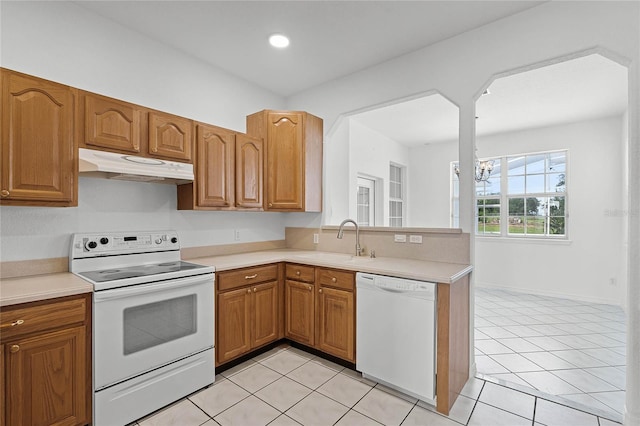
[79,261,206,283]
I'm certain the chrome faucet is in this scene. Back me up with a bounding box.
[337,218,362,256]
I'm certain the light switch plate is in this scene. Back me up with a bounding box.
[409,235,423,244]
[313,233,319,244]
[394,234,407,243]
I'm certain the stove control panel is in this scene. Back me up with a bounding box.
[70,231,180,258]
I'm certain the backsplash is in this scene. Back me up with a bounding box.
[285,227,470,264]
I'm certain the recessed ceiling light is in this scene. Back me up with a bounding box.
[269,34,290,49]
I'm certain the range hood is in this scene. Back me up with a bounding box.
[78,148,194,184]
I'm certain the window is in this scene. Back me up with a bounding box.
[451,150,567,238]
[389,164,404,227]
[506,151,566,237]
[357,177,375,226]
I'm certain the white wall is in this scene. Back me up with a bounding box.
[0,1,287,261]
[348,120,409,226]
[475,116,626,305]
[408,140,459,228]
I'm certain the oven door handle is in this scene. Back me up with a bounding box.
[93,274,213,302]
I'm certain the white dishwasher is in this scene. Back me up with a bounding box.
[356,272,436,404]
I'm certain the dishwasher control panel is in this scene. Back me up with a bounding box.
[356,273,435,297]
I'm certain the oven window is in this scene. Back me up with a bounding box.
[123,294,197,355]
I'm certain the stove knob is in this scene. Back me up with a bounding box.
[171,237,178,244]
[87,241,98,250]
[155,238,162,244]
[100,237,109,245]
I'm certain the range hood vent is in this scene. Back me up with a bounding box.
[78,148,194,184]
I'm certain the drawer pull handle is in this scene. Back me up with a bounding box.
[1,319,24,329]
[296,271,301,276]
[1,189,9,197]
[331,277,337,283]
[10,345,20,353]
[245,274,258,279]
[268,203,273,208]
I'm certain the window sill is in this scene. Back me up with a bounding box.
[476,236,572,245]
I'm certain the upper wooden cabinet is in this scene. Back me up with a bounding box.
[148,111,193,162]
[177,124,263,210]
[246,110,322,212]
[0,69,77,207]
[80,91,143,154]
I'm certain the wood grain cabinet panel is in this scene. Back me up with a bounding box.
[1,294,91,426]
[82,92,142,153]
[235,134,263,208]
[316,286,354,362]
[216,266,280,366]
[0,69,77,206]
[216,287,252,364]
[284,280,315,346]
[246,110,322,212]
[148,111,193,162]
[196,124,235,208]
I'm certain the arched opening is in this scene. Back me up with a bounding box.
[472,53,628,421]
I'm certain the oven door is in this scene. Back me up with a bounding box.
[93,273,214,390]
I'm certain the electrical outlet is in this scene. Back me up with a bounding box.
[394,234,407,243]
[409,235,423,244]
[313,233,319,244]
[234,229,240,241]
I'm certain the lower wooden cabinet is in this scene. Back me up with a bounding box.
[285,264,355,363]
[0,294,91,426]
[216,265,280,365]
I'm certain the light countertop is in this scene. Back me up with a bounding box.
[0,273,93,307]
[0,249,472,307]
[190,249,472,284]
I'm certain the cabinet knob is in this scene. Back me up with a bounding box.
[319,288,323,293]
[0,189,9,197]
[268,203,273,208]
[151,146,158,153]
[331,277,337,283]
[296,270,301,276]
[10,345,20,353]
[253,287,257,292]
[247,288,252,294]
[308,286,312,291]
[245,274,258,280]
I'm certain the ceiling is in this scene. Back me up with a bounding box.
[350,54,628,146]
[75,0,545,97]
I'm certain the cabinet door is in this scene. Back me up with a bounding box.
[1,70,76,205]
[285,280,315,346]
[196,124,235,207]
[235,134,263,208]
[251,281,278,348]
[265,112,304,210]
[1,343,4,426]
[148,111,193,162]
[217,287,251,364]
[83,93,142,153]
[6,326,88,426]
[317,287,354,362]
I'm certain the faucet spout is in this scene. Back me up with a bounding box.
[337,219,362,256]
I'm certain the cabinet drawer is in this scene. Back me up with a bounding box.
[218,264,278,291]
[0,296,87,341]
[317,268,355,291]
[286,264,315,283]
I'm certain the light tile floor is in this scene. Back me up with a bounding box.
[475,287,626,421]
[131,344,622,426]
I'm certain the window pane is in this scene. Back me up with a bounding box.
[526,216,546,234]
[508,176,525,194]
[549,196,565,216]
[484,179,500,196]
[526,154,546,174]
[509,198,524,215]
[508,155,526,175]
[550,217,565,235]
[548,151,566,173]
[526,197,543,216]
[526,174,544,194]
[508,216,525,234]
[547,173,566,193]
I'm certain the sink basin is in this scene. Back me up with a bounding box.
[294,252,374,263]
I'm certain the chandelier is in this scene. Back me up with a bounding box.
[454,159,494,183]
